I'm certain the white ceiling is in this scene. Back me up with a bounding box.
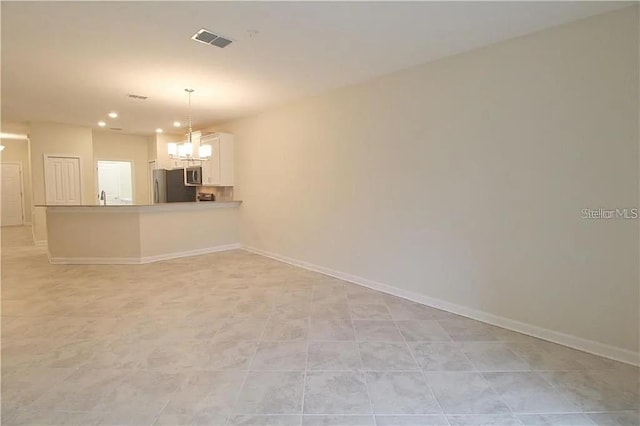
[1,1,629,135]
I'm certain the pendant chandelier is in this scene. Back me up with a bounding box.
[167,88,211,160]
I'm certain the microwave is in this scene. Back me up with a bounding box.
[184,166,202,186]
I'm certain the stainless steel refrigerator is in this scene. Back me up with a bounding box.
[153,169,196,203]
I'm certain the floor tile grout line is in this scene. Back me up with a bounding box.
[230,313,269,421]
[15,409,635,416]
[530,369,598,416]
[299,283,316,422]
[458,343,480,373]
[476,370,519,418]
[393,317,449,424]
[498,341,536,373]
[149,396,173,426]
[350,297,378,424]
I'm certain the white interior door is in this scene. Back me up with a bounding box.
[1,163,24,226]
[44,156,82,205]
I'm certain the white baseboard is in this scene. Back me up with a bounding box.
[244,245,640,367]
[49,243,242,265]
[139,244,242,264]
[49,255,141,265]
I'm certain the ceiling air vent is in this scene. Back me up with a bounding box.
[192,29,233,48]
[127,94,148,100]
[110,128,123,131]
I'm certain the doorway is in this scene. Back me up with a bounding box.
[1,163,24,226]
[96,160,133,205]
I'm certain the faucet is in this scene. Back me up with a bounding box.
[100,190,107,206]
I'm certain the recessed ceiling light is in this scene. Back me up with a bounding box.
[173,121,181,127]
[155,128,163,133]
[108,112,118,119]
[98,121,106,127]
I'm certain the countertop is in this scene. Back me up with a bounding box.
[38,201,242,213]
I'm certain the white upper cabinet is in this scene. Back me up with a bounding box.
[201,132,234,186]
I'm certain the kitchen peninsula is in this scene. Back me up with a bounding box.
[42,201,241,264]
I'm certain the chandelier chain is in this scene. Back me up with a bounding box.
[186,88,194,144]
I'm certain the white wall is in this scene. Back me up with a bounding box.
[223,7,639,358]
[93,131,151,205]
[0,139,33,224]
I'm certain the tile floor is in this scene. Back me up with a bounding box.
[1,226,638,426]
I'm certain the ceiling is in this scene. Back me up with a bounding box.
[1,1,630,135]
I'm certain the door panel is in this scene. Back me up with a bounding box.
[44,156,81,205]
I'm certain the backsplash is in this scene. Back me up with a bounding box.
[197,186,234,201]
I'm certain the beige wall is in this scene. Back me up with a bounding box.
[93,131,151,205]
[147,135,157,162]
[224,7,639,355]
[0,139,33,224]
[28,122,94,242]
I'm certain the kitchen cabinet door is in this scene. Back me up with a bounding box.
[201,137,221,185]
[200,133,233,186]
